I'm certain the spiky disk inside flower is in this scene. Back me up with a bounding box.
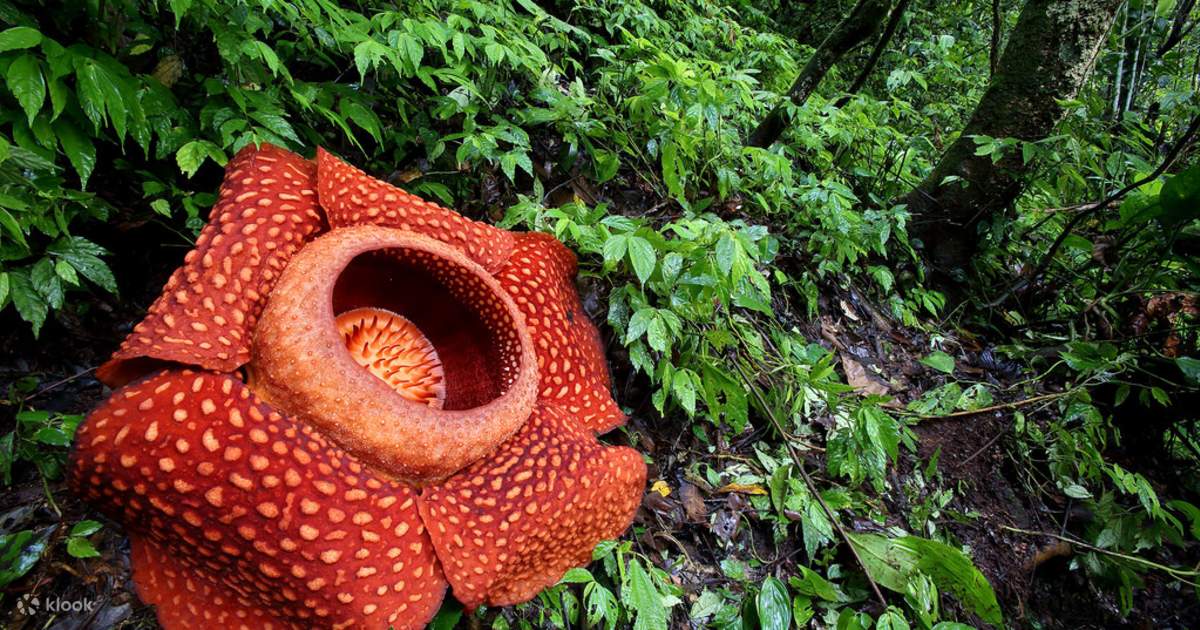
[337,307,446,409]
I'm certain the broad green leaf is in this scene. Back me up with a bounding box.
[6,53,45,124]
[1160,164,1200,223]
[919,351,955,374]
[715,232,736,276]
[8,270,48,336]
[849,533,1002,626]
[627,235,656,284]
[756,576,791,630]
[626,559,668,630]
[0,207,28,249]
[69,520,103,537]
[1177,357,1200,385]
[66,537,100,558]
[0,527,55,588]
[602,234,627,267]
[54,118,96,187]
[0,26,42,52]
[559,567,594,583]
[47,237,117,293]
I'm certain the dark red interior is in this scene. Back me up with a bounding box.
[331,251,508,410]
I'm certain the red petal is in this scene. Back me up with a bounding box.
[97,144,325,387]
[130,535,284,629]
[419,402,646,609]
[70,370,446,629]
[316,148,514,272]
[496,232,625,432]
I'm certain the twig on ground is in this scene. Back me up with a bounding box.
[1001,525,1200,587]
[908,391,1071,420]
[731,355,890,610]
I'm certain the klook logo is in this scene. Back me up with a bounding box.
[14,593,96,615]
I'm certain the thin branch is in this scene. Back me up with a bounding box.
[1001,525,1200,586]
[910,391,1071,420]
[991,112,1200,307]
[989,0,1003,75]
[837,0,912,106]
[730,356,890,610]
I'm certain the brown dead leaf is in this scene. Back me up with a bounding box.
[679,482,708,524]
[839,299,861,321]
[840,353,890,396]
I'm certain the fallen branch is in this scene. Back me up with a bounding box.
[912,390,1071,420]
[1001,525,1200,587]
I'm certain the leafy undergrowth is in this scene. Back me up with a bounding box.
[3,0,1200,628]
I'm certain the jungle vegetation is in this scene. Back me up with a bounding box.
[1,0,1199,627]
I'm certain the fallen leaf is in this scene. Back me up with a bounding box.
[716,483,767,496]
[840,353,890,396]
[679,482,708,524]
[650,479,672,497]
[839,299,860,321]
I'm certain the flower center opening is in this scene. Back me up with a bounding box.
[336,307,445,408]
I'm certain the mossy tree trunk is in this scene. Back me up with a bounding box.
[901,0,1123,273]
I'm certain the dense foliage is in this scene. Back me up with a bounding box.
[1,0,1199,627]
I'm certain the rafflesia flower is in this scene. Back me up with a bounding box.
[69,144,646,629]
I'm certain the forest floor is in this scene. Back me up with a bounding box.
[1,222,1198,630]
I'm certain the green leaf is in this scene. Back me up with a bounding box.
[627,236,656,284]
[602,234,627,267]
[427,599,463,630]
[594,150,619,182]
[849,533,1002,626]
[32,426,70,446]
[560,567,594,583]
[69,520,103,537]
[1176,357,1200,385]
[715,232,736,276]
[756,576,791,630]
[1160,164,1200,223]
[30,258,63,309]
[0,26,42,52]
[626,559,668,630]
[661,140,682,199]
[6,53,45,124]
[0,527,55,588]
[54,118,96,188]
[66,536,99,558]
[8,270,48,336]
[919,351,956,374]
[0,207,28,250]
[47,237,117,293]
[176,140,222,177]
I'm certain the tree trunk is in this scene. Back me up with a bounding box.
[900,0,1122,273]
[746,0,892,148]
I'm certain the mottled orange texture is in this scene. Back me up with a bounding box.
[497,233,627,433]
[70,370,446,629]
[97,144,325,387]
[316,147,514,273]
[72,143,646,629]
[420,402,645,609]
[249,226,539,482]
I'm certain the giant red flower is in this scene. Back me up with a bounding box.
[69,144,646,629]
